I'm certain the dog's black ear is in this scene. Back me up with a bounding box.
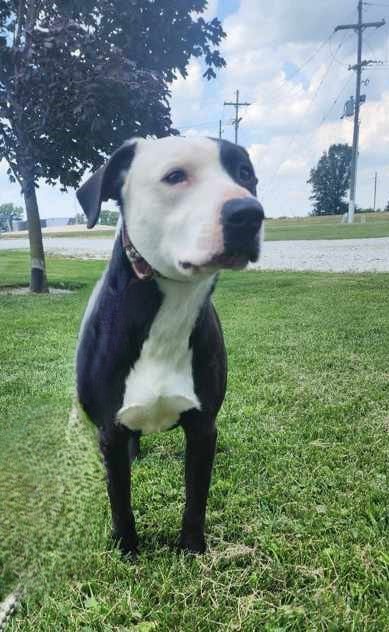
[76,141,137,228]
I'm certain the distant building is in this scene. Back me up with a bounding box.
[13,220,28,231]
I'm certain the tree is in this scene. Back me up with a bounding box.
[74,212,86,225]
[0,202,23,231]
[385,201,389,212]
[100,209,119,226]
[0,1,225,292]
[307,144,352,216]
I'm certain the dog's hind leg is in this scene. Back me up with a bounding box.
[179,416,217,554]
[100,425,138,558]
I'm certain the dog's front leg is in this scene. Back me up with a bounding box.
[100,425,138,558]
[180,417,217,554]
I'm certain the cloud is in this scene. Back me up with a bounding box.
[216,0,389,214]
[279,157,308,176]
[171,60,204,101]
[2,0,388,220]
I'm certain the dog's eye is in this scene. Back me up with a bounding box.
[239,165,254,182]
[163,169,188,185]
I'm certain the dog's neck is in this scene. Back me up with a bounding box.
[155,274,215,333]
[116,259,216,435]
[120,222,216,345]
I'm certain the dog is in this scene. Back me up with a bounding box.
[76,136,264,557]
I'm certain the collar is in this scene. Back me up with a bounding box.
[121,221,155,281]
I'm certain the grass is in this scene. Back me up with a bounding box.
[1,229,115,240]
[266,212,389,241]
[1,251,389,630]
[2,213,389,243]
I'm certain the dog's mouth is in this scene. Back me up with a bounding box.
[179,252,254,273]
[208,252,251,269]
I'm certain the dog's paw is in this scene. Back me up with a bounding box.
[179,531,206,555]
[112,529,139,560]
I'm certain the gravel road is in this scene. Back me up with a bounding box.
[1,236,389,273]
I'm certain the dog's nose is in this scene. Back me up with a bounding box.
[221,197,264,262]
[222,198,264,232]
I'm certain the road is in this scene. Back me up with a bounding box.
[1,236,389,272]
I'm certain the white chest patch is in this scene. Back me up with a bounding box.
[116,276,214,434]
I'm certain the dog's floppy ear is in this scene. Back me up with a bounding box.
[76,140,137,228]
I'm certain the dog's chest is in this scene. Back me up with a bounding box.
[117,278,212,434]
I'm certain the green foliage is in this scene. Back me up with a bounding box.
[0,0,226,188]
[100,209,119,226]
[308,144,352,215]
[0,0,225,290]
[385,201,389,212]
[0,202,23,230]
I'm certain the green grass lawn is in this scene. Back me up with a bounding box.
[1,229,116,240]
[266,212,389,241]
[3,212,389,243]
[1,252,389,630]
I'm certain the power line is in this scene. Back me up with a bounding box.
[178,119,220,131]
[329,30,353,66]
[364,2,389,7]
[249,7,359,110]
[262,35,351,195]
[320,74,355,124]
[262,73,354,208]
[253,33,334,108]
[281,33,334,80]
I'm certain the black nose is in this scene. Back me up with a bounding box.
[221,197,264,262]
[222,197,264,232]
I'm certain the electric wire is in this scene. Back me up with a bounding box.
[177,31,338,135]
[262,73,355,214]
[262,33,352,196]
[363,2,389,7]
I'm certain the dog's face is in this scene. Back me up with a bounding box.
[77,136,264,281]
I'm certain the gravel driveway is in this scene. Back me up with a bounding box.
[1,236,389,273]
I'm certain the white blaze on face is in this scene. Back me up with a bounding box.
[120,136,254,281]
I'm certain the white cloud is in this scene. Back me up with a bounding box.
[359,91,389,153]
[2,0,388,220]
[279,157,308,176]
[171,60,204,101]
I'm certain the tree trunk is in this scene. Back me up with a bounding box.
[22,172,48,293]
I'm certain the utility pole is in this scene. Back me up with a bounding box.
[373,171,378,211]
[224,90,251,144]
[335,2,385,224]
[219,120,223,140]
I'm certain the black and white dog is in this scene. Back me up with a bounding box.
[76,136,264,557]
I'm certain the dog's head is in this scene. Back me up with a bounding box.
[77,136,264,281]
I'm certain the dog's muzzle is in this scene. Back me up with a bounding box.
[220,197,264,264]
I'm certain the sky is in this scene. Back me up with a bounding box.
[1,0,389,219]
